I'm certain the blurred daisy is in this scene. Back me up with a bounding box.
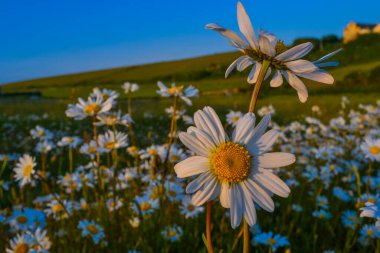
[91,87,119,101]
[127,146,139,157]
[36,140,55,154]
[361,138,380,162]
[96,111,133,127]
[29,228,52,252]
[180,196,204,219]
[312,209,332,219]
[161,225,183,242]
[30,125,53,140]
[342,210,358,230]
[254,231,289,252]
[6,233,33,253]
[78,220,105,244]
[157,81,199,106]
[134,195,159,216]
[360,201,380,228]
[257,105,275,117]
[80,140,99,159]
[57,136,82,148]
[360,224,380,239]
[122,82,139,93]
[206,1,341,102]
[66,93,113,120]
[8,208,46,231]
[106,197,123,212]
[98,130,128,152]
[175,107,295,228]
[226,110,243,126]
[14,154,36,187]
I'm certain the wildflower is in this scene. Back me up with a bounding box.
[90,87,119,101]
[6,233,33,253]
[106,197,123,212]
[129,217,140,228]
[312,209,332,219]
[29,228,52,252]
[342,210,358,229]
[98,130,128,152]
[226,110,243,126]
[78,220,105,244]
[175,107,294,228]
[134,195,159,216]
[80,140,98,159]
[360,201,380,228]
[8,208,46,231]
[180,196,204,219]
[30,125,53,140]
[316,196,329,209]
[361,138,380,162]
[257,105,275,117]
[360,224,380,239]
[14,154,36,187]
[96,111,133,127]
[66,93,113,120]
[156,81,199,105]
[122,82,139,93]
[161,225,183,242]
[57,136,82,148]
[254,231,290,252]
[333,187,351,202]
[206,1,341,102]
[127,146,139,157]
[36,140,55,154]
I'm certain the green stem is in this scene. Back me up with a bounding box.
[248,60,270,113]
[164,96,178,164]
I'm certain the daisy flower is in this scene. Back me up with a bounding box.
[98,130,128,152]
[14,154,36,187]
[134,195,159,216]
[90,87,119,101]
[157,81,199,106]
[8,208,46,231]
[57,136,82,148]
[174,107,295,228]
[122,82,139,93]
[80,140,99,159]
[96,111,133,127]
[361,138,380,162]
[30,125,53,140]
[180,196,204,219]
[206,1,341,102]
[360,201,380,228]
[6,233,33,253]
[78,220,105,244]
[226,110,243,127]
[161,225,183,242]
[254,231,290,252]
[29,228,52,252]
[65,93,113,120]
[36,140,55,154]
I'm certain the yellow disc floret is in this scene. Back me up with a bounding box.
[87,224,99,235]
[369,145,380,155]
[84,103,101,114]
[210,142,251,183]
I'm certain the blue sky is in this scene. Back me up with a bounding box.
[0,0,379,84]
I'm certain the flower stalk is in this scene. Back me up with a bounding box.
[206,201,214,253]
[248,60,270,113]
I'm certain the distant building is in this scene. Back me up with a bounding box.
[343,22,380,43]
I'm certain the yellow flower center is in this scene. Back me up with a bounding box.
[87,224,99,235]
[23,164,33,177]
[38,131,45,137]
[370,145,380,155]
[128,146,138,155]
[109,201,117,207]
[232,116,239,122]
[210,142,251,183]
[88,146,96,153]
[105,141,116,149]
[16,215,28,224]
[368,198,376,204]
[67,138,74,143]
[52,203,63,213]
[84,103,101,114]
[169,86,183,95]
[367,229,374,236]
[149,149,157,156]
[167,230,176,237]
[14,243,29,253]
[140,202,151,211]
[329,165,335,171]
[267,238,277,245]
[187,205,195,212]
[322,151,328,157]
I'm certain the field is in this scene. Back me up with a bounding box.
[0,33,380,253]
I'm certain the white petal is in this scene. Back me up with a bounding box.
[313,48,343,64]
[276,42,313,62]
[296,69,334,84]
[285,60,318,74]
[259,35,275,56]
[225,56,244,78]
[258,152,295,168]
[249,62,262,84]
[220,184,231,208]
[282,71,308,103]
[178,133,210,157]
[244,179,274,212]
[256,129,279,155]
[192,178,219,206]
[232,112,256,144]
[240,183,257,225]
[206,23,248,49]
[253,168,291,198]
[270,70,283,87]
[246,114,271,149]
[186,172,213,194]
[174,156,210,178]
[237,2,258,49]
[194,107,227,145]
[230,185,243,228]
[237,56,254,72]
[187,126,217,150]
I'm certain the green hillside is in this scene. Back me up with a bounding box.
[2,34,380,99]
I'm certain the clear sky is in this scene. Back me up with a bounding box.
[1,0,379,84]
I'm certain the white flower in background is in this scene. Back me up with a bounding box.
[36,140,55,154]
[6,233,33,253]
[57,136,82,148]
[206,1,341,102]
[182,115,194,125]
[341,96,350,109]
[175,107,295,228]
[226,110,243,127]
[14,154,36,187]
[127,146,139,157]
[66,93,113,120]
[80,140,98,159]
[257,105,275,117]
[361,138,380,162]
[29,228,52,252]
[165,106,186,119]
[90,87,119,101]
[180,196,205,219]
[157,81,199,105]
[30,125,53,140]
[98,130,128,152]
[106,197,123,212]
[96,111,133,127]
[122,82,139,93]
[360,202,380,228]
[311,105,322,115]
[129,217,140,228]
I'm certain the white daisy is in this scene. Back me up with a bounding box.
[98,130,128,152]
[206,1,341,102]
[65,93,113,120]
[174,107,295,228]
[79,140,99,159]
[122,82,139,93]
[30,125,53,140]
[6,233,33,253]
[226,110,243,126]
[361,138,380,162]
[157,81,199,106]
[14,154,36,187]
[57,136,82,148]
[96,111,133,127]
[90,87,119,101]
